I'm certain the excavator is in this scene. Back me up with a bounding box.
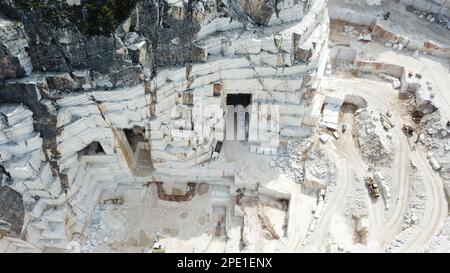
[402,123,424,143]
[402,124,414,137]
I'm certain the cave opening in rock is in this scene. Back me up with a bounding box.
[77,141,105,157]
[226,93,252,107]
[226,94,252,141]
[124,127,145,153]
[121,126,153,175]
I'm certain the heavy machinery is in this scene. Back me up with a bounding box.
[365,177,380,199]
[151,241,165,253]
[214,212,225,237]
[402,124,414,137]
[382,0,390,20]
[401,123,425,144]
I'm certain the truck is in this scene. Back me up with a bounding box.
[364,177,380,199]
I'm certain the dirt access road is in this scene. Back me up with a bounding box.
[315,76,448,252]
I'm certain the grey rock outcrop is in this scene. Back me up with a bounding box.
[0,17,32,80]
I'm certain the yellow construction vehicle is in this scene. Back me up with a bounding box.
[364,177,380,199]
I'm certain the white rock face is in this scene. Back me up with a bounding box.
[0,104,64,250]
[145,0,330,168]
[0,0,331,252]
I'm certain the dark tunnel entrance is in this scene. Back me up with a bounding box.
[226,93,252,107]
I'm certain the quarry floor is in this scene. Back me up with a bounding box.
[80,142,293,253]
[79,19,450,253]
[308,75,447,252]
[80,182,291,253]
[299,20,449,252]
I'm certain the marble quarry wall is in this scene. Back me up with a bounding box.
[0,0,329,251]
[400,0,450,17]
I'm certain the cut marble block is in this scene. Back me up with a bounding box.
[26,199,47,219]
[189,57,250,77]
[0,132,42,161]
[232,37,262,55]
[189,72,221,90]
[4,150,41,179]
[0,104,33,125]
[220,68,256,80]
[165,67,186,82]
[1,117,34,143]
[155,95,176,113]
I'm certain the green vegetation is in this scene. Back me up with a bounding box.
[151,247,166,253]
[12,0,138,35]
[84,0,138,35]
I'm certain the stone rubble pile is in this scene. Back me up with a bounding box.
[271,137,338,187]
[406,4,450,30]
[354,109,393,167]
[418,112,450,200]
[344,175,369,217]
[403,74,450,200]
[272,139,309,183]
[303,148,338,190]
[386,162,428,252]
[403,162,427,227]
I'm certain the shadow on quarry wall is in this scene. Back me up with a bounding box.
[2,0,138,36]
[0,186,24,238]
[343,94,368,110]
[152,182,197,202]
